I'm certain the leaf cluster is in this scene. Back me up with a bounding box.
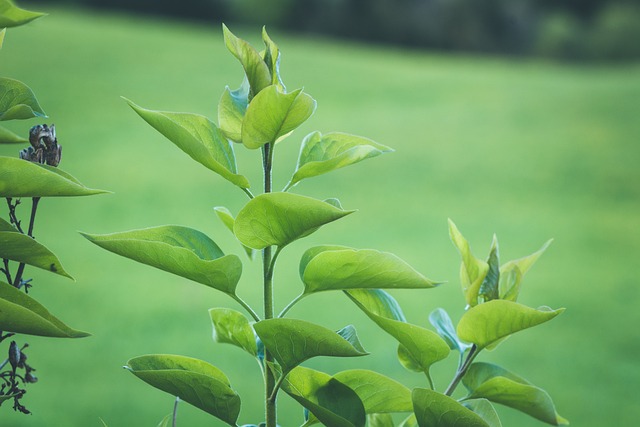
[84,26,568,427]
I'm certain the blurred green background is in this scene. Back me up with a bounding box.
[1,4,639,427]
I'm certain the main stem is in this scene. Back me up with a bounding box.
[444,344,479,396]
[262,143,277,427]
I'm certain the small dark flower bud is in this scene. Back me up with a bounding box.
[25,372,38,383]
[8,341,20,370]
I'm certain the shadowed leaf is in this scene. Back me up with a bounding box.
[412,388,490,427]
[449,219,489,307]
[126,355,240,426]
[0,77,46,120]
[0,281,89,337]
[0,157,106,197]
[0,125,27,143]
[0,231,73,279]
[209,308,257,356]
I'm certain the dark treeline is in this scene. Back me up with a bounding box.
[39,0,640,60]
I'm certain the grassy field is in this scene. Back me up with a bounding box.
[1,7,639,426]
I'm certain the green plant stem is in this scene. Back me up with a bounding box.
[281,180,293,192]
[241,187,255,199]
[278,293,307,318]
[13,197,40,289]
[231,294,261,322]
[444,344,479,396]
[268,371,288,403]
[262,142,277,427]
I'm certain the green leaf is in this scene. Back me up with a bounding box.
[461,399,503,427]
[346,290,450,375]
[209,308,257,356]
[213,206,254,259]
[125,98,249,188]
[218,79,249,143]
[0,157,107,197]
[0,216,16,231]
[0,231,73,279]
[156,414,172,427]
[300,246,438,295]
[234,192,353,250]
[126,355,240,426]
[479,235,500,302]
[332,369,412,413]
[282,366,366,427]
[399,414,418,427]
[429,308,471,353]
[463,363,568,426]
[0,28,5,48]
[499,239,552,302]
[222,24,271,98]
[0,77,46,120]
[262,27,285,90]
[241,85,316,149]
[457,300,565,350]
[367,413,394,427]
[287,132,393,189]
[81,226,242,295]
[0,0,45,28]
[412,388,490,427]
[0,280,89,337]
[0,125,27,143]
[253,319,367,373]
[448,219,489,307]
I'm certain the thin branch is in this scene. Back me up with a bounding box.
[231,294,261,322]
[241,187,255,199]
[5,198,23,234]
[172,396,180,427]
[277,293,307,318]
[13,198,40,289]
[268,372,288,403]
[444,344,479,396]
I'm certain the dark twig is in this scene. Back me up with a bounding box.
[12,198,40,290]
[6,198,23,234]
[1,258,11,285]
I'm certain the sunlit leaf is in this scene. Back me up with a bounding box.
[218,78,249,143]
[300,246,438,295]
[0,280,89,337]
[213,206,254,259]
[457,300,564,350]
[287,132,393,189]
[429,308,471,353]
[412,388,490,427]
[0,0,45,28]
[479,235,500,302]
[367,413,394,427]
[333,369,412,413]
[81,226,242,295]
[0,125,27,143]
[0,231,73,279]
[282,366,366,427]
[209,308,257,356]
[262,27,285,90]
[0,157,107,197]
[253,319,367,373]
[448,219,489,307]
[234,192,353,249]
[125,98,249,188]
[461,399,503,427]
[0,77,46,120]
[126,355,240,426]
[346,290,450,375]
[463,363,568,425]
[399,414,417,427]
[241,85,316,149]
[222,24,271,98]
[500,239,552,302]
